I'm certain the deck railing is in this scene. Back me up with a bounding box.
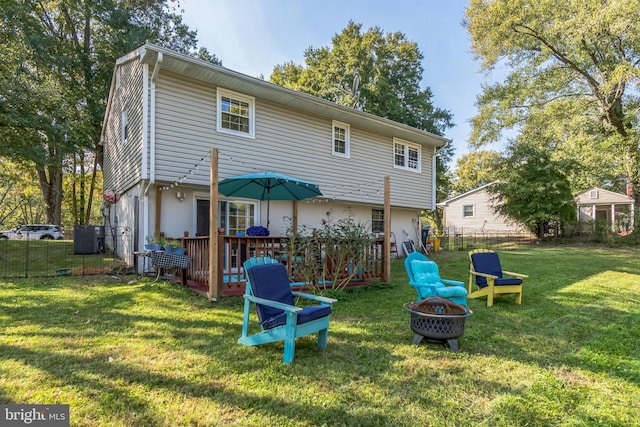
[180,235,385,296]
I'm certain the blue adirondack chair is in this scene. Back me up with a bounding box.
[238,257,337,364]
[404,252,468,307]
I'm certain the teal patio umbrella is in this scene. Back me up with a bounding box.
[217,171,323,228]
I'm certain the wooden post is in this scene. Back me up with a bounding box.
[208,149,219,300]
[383,176,391,283]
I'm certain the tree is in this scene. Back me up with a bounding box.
[465,0,640,241]
[489,143,576,238]
[0,0,220,225]
[453,150,501,195]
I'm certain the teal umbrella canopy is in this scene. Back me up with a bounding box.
[218,171,323,227]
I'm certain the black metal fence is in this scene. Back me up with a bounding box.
[438,228,538,252]
[0,226,133,279]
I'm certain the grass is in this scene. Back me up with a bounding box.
[0,239,128,277]
[1,246,639,426]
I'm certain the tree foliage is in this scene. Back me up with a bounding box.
[465,0,640,240]
[452,150,501,195]
[0,0,219,225]
[489,143,576,238]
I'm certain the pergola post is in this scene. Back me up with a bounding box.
[208,148,219,300]
[383,176,391,283]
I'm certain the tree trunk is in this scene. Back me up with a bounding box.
[36,162,63,225]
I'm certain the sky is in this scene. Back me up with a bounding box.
[180,0,502,163]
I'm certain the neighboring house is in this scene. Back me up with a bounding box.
[437,182,529,235]
[575,187,634,233]
[100,44,449,268]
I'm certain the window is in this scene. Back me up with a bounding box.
[371,209,384,234]
[393,138,421,172]
[332,121,350,157]
[463,205,475,217]
[217,88,255,138]
[120,110,128,144]
[590,190,599,199]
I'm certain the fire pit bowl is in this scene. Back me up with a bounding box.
[403,297,472,352]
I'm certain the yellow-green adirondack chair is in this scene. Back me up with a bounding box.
[238,257,337,364]
[468,249,528,307]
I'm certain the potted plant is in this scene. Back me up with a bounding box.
[165,239,186,255]
[145,235,161,251]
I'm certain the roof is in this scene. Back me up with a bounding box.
[575,187,633,204]
[437,182,499,207]
[101,43,450,149]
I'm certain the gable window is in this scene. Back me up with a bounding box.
[371,209,384,234]
[217,88,255,138]
[590,190,599,199]
[120,110,128,144]
[393,138,421,172]
[332,120,350,158]
[463,205,475,217]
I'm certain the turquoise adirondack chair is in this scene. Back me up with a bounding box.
[238,257,337,364]
[404,252,468,307]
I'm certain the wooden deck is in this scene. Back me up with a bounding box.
[160,235,387,298]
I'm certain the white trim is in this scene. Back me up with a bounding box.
[331,120,350,158]
[216,87,255,139]
[392,137,421,173]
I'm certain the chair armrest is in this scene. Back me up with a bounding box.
[244,294,302,313]
[291,291,337,305]
[503,271,529,279]
[469,271,499,279]
[442,279,465,287]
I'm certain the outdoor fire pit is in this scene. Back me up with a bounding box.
[403,297,472,352]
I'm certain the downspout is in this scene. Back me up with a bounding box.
[142,52,162,253]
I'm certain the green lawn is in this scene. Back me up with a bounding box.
[1,247,638,426]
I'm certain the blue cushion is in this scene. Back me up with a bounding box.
[410,260,443,286]
[495,277,523,286]
[435,286,468,298]
[247,263,295,324]
[471,252,503,287]
[262,305,332,329]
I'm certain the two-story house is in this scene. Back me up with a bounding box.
[100,44,449,272]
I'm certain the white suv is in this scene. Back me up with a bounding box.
[16,224,64,240]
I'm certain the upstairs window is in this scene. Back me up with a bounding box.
[463,205,475,217]
[393,138,421,172]
[120,110,128,144]
[217,88,255,138]
[590,190,599,199]
[332,120,350,158]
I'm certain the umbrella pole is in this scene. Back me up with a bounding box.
[266,198,270,229]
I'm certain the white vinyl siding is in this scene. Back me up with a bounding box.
[393,138,421,172]
[102,59,144,192]
[217,87,255,138]
[151,73,435,209]
[332,120,350,158]
[441,186,527,233]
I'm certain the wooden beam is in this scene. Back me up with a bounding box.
[383,176,391,283]
[208,148,219,300]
